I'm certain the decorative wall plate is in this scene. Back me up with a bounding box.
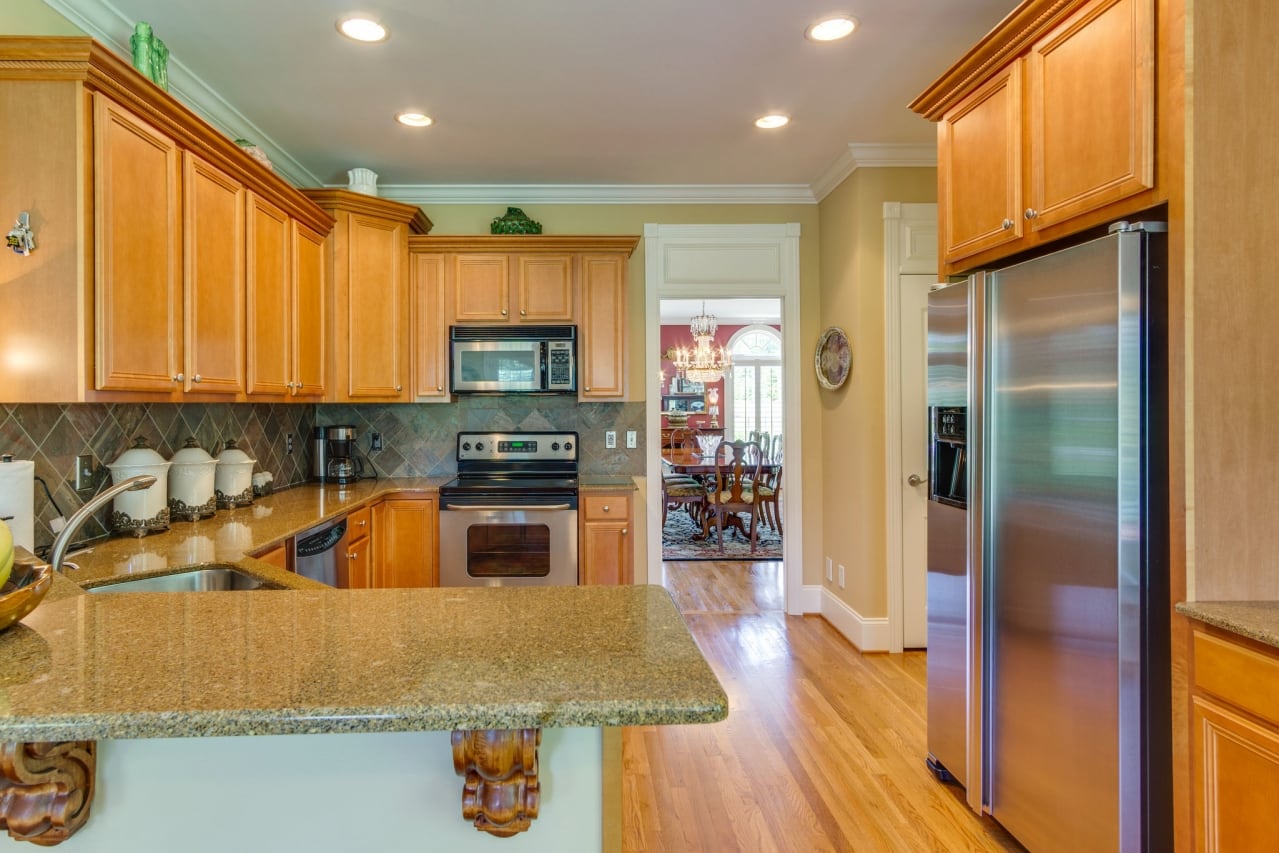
[815,327,851,390]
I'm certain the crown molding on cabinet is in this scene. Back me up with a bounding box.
[40,0,323,189]
[373,183,819,206]
[810,143,939,202]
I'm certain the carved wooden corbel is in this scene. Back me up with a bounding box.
[0,741,96,846]
[452,728,541,837]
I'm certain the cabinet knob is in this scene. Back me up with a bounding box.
[395,384,402,392]
[172,373,184,383]
[520,309,527,316]
[357,519,367,528]
[1001,218,1014,230]
[584,386,590,392]
[437,385,443,392]
[192,374,202,383]
[1024,208,1038,221]
[501,309,508,316]
[621,529,628,536]
[602,505,610,512]
[348,551,357,560]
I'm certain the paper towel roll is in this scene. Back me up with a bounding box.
[0,458,35,551]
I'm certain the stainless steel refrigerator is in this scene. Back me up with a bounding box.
[926,222,1171,851]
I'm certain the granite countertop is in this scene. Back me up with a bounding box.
[67,478,452,590]
[0,585,727,741]
[1176,601,1279,649]
[579,476,638,491]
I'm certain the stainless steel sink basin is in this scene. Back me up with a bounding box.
[87,566,268,594]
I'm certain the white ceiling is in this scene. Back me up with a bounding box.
[47,0,1016,200]
[660,299,780,325]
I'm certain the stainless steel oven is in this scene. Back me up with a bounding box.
[438,431,579,586]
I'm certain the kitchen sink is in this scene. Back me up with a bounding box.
[87,566,269,594]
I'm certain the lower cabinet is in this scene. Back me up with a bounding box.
[1191,628,1279,851]
[374,496,438,588]
[580,492,632,585]
[344,504,373,589]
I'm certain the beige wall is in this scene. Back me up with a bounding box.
[816,168,937,616]
[7,0,81,34]
[425,205,827,586]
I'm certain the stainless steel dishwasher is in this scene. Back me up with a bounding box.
[292,517,348,587]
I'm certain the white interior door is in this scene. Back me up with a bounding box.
[901,273,933,648]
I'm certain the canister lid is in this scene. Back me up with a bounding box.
[170,437,215,465]
[109,436,169,469]
[216,440,256,466]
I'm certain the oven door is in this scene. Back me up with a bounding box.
[451,340,544,393]
[439,500,578,586]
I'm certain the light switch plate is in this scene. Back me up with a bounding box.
[625,430,637,449]
[605,430,616,449]
[838,564,846,588]
[825,557,833,581]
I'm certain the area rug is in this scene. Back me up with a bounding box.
[661,508,782,561]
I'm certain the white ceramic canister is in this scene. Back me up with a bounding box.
[167,437,217,521]
[106,437,171,537]
[215,440,256,509]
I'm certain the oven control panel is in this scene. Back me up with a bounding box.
[456,431,578,462]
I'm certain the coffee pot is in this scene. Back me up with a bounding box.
[325,425,364,485]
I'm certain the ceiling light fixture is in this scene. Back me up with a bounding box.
[754,114,790,130]
[806,15,858,42]
[673,303,732,384]
[337,16,388,43]
[396,111,433,127]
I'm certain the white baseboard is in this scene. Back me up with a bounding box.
[820,588,891,652]
[791,583,823,615]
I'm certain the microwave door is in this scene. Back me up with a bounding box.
[454,341,543,392]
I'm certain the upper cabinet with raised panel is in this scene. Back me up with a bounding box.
[301,190,432,404]
[409,235,639,401]
[0,37,333,403]
[913,0,1162,274]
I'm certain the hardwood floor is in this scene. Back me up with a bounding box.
[623,560,1023,852]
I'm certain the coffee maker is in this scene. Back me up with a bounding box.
[312,425,364,484]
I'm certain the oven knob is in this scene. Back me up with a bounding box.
[551,442,560,451]
[564,441,573,451]
[476,442,484,451]
[462,442,472,452]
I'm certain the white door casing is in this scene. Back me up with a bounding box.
[644,223,806,614]
[884,203,939,652]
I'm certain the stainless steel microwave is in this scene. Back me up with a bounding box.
[449,326,577,394]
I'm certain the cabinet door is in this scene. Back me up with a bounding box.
[1027,0,1153,231]
[938,62,1023,264]
[516,255,573,322]
[412,254,449,399]
[345,535,372,589]
[452,254,510,322]
[344,214,408,399]
[581,522,631,585]
[1192,696,1279,853]
[291,221,327,398]
[93,93,182,393]
[374,498,438,588]
[245,192,292,396]
[182,153,244,396]
[578,254,627,398]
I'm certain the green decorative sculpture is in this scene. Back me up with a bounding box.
[490,207,542,235]
[129,22,168,90]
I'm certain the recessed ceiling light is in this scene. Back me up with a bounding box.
[396,111,433,128]
[806,16,858,42]
[337,16,388,43]
[755,114,790,129]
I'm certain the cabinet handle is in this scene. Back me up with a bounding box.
[173,372,184,383]
[1024,208,1038,221]
[348,551,358,560]
[602,505,610,512]
[1001,218,1013,230]
[395,384,402,392]
[356,519,367,528]
[621,529,628,536]
[437,385,443,392]
[520,309,527,316]
[192,374,202,383]
[501,309,508,316]
[584,386,591,392]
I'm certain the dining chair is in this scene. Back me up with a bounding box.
[755,462,782,535]
[704,440,764,553]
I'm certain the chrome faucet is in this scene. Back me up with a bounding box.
[49,475,157,573]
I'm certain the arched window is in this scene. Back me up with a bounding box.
[726,325,782,444]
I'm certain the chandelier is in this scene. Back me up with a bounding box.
[673,303,731,384]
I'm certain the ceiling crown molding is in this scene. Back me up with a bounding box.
[810,143,938,202]
[41,0,322,188]
[373,183,818,206]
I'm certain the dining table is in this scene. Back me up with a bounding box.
[661,445,778,543]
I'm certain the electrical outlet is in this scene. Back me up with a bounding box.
[605,430,617,449]
[370,432,383,451]
[74,454,96,494]
[838,564,846,589]
[826,557,833,582]
[625,430,637,449]
[286,434,294,454]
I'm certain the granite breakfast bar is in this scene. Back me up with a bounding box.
[0,483,727,852]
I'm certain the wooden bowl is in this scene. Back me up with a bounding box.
[0,563,53,632]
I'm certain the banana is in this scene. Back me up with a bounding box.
[0,519,12,589]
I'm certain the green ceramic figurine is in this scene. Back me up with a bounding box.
[490,207,542,235]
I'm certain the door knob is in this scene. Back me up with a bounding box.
[907,474,925,486]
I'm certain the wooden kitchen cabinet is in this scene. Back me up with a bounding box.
[344,504,373,589]
[0,38,334,403]
[580,492,632,585]
[93,92,183,393]
[373,497,438,588]
[578,253,628,399]
[1190,628,1279,851]
[182,152,245,396]
[916,0,1159,273]
[302,190,431,403]
[290,221,328,398]
[450,253,574,324]
[411,254,449,401]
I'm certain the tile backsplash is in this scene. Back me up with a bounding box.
[0,398,644,554]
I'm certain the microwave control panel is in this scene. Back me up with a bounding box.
[547,341,575,390]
